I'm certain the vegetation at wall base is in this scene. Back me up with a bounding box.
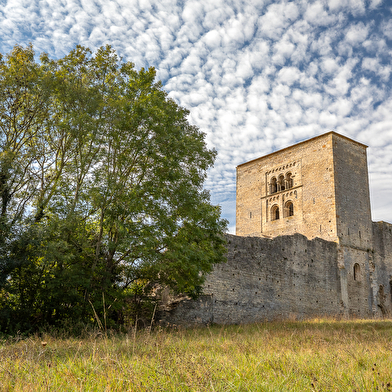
[0,44,227,334]
[1,318,392,391]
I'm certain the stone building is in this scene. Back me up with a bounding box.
[236,131,372,246]
[158,132,392,325]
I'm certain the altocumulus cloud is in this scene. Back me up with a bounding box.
[1,0,392,232]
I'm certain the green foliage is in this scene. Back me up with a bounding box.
[0,44,227,334]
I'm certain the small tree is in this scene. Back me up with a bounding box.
[0,45,227,333]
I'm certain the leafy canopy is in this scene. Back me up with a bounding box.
[0,44,227,333]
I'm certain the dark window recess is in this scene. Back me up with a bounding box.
[271,205,280,220]
[353,263,361,281]
[270,177,277,194]
[285,201,294,217]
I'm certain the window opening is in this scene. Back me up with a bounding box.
[270,177,277,194]
[271,205,280,221]
[353,263,360,281]
[286,172,293,189]
[278,175,285,192]
[284,201,294,217]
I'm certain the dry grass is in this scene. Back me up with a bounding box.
[1,318,392,391]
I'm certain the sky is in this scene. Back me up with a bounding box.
[1,0,392,233]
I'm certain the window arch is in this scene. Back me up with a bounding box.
[270,177,277,194]
[284,201,294,217]
[353,263,361,281]
[271,205,280,221]
[285,172,293,189]
[278,174,285,191]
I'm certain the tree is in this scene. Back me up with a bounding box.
[0,45,227,333]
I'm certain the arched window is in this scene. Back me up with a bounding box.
[271,205,280,221]
[353,263,360,281]
[286,172,293,189]
[284,201,294,217]
[270,177,277,194]
[278,175,285,191]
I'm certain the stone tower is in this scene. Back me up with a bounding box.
[158,131,392,325]
[236,131,372,248]
[236,131,376,316]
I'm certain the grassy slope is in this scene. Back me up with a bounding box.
[1,319,392,391]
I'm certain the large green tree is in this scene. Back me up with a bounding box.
[0,45,227,333]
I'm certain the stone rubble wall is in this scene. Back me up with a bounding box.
[158,229,392,326]
[158,234,340,325]
[372,221,392,316]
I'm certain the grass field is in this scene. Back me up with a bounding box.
[1,319,392,391]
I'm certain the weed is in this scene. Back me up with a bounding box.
[0,319,391,391]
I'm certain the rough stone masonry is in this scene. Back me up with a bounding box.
[158,132,392,325]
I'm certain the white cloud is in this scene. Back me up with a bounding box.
[235,53,254,80]
[345,22,369,46]
[272,39,296,65]
[1,0,392,227]
[320,57,340,74]
[283,102,303,125]
[319,110,338,127]
[305,1,338,26]
[362,57,378,72]
[362,57,391,80]
[347,0,366,16]
[329,0,366,15]
[258,2,298,39]
[328,0,348,12]
[277,66,301,85]
[180,52,202,74]
[369,0,383,9]
[248,41,270,70]
[325,58,359,96]
[311,33,334,56]
[292,89,323,108]
[182,0,205,26]
[328,98,353,117]
[204,30,221,48]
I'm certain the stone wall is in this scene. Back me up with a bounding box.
[372,221,392,316]
[158,227,392,326]
[337,245,374,318]
[158,234,343,326]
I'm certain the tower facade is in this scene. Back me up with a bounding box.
[236,132,376,317]
[236,131,372,249]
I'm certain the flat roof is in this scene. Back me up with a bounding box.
[237,131,368,168]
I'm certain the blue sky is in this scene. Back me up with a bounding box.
[1,0,392,233]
